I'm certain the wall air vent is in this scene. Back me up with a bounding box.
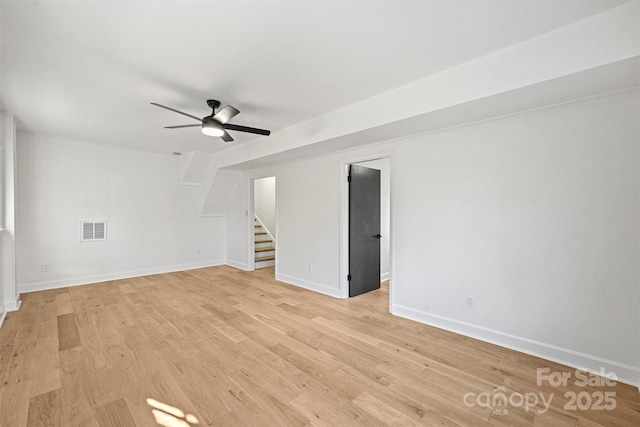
[81,221,107,241]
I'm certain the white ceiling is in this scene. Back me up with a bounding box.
[0,0,630,155]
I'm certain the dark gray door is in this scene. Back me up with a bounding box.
[349,164,381,297]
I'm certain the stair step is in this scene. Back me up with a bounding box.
[255,231,267,235]
[255,239,272,244]
[255,255,275,262]
[255,246,275,253]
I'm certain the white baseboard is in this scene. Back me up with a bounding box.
[5,297,21,312]
[380,271,390,282]
[0,303,6,330]
[225,260,251,271]
[276,273,343,299]
[0,297,21,330]
[392,303,640,388]
[18,260,225,294]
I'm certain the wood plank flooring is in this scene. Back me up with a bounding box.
[1,266,638,426]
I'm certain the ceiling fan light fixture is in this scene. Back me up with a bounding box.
[201,117,224,137]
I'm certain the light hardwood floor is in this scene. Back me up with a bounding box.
[0,266,638,426]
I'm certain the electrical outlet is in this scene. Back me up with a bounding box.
[466,295,475,308]
[41,265,49,273]
[307,264,313,272]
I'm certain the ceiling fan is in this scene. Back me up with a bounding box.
[151,99,270,142]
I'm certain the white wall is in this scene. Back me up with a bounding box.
[392,90,639,385]
[275,158,344,296]
[254,176,276,237]
[227,152,364,296]
[16,133,227,291]
[226,90,639,385]
[225,175,250,271]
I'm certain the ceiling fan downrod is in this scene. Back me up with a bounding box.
[206,99,221,116]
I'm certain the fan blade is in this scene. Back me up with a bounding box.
[165,124,201,129]
[213,105,240,124]
[224,123,271,136]
[220,131,234,142]
[151,103,203,122]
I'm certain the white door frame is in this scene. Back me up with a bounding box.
[339,151,394,311]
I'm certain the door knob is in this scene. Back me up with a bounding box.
[374,234,382,238]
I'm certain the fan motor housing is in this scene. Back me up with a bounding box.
[201,116,225,136]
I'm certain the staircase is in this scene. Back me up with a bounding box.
[254,217,275,269]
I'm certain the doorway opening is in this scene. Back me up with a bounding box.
[341,156,392,308]
[251,176,277,273]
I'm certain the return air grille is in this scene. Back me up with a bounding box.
[81,221,107,241]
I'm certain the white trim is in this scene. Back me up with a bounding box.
[392,303,640,388]
[225,260,252,271]
[0,291,21,332]
[18,260,225,293]
[0,304,6,330]
[2,115,19,315]
[380,272,390,282]
[276,273,342,299]
[4,297,21,312]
